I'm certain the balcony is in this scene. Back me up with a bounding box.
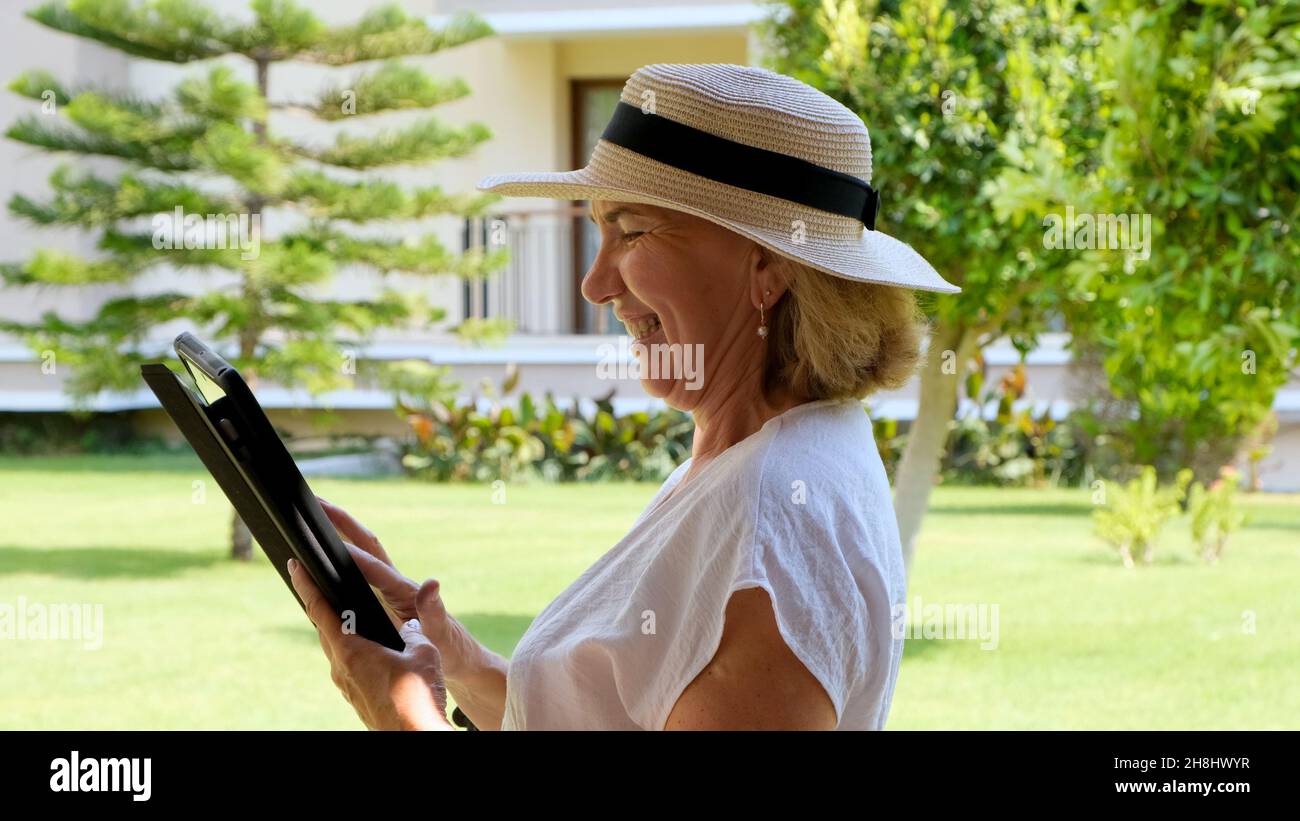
[461,204,619,336]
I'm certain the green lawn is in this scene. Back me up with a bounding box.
[1,453,1296,729]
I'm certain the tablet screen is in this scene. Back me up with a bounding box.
[180,352,227,404]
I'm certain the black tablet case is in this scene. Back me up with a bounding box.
[142,362,478,729]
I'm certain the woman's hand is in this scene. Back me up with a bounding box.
[287,557,454,731]
[316,496,481,682]
[317,496,416,618]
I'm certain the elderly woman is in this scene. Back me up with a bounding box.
[288,63,959,731]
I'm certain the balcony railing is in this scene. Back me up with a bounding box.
[462,205,617,335]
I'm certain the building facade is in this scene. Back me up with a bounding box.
[0,0,1295,489]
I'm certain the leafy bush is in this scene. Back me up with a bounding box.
[1092,466,1194,568]
[384,361,693,483]
[1187,468,1247,564]
[882,363,1088,488]
[0,412,178,455]
[383,360,1097,489]
[871,415,906,479]
[962,365,1085,487]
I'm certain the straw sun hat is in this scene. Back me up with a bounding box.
[476,63,959,295]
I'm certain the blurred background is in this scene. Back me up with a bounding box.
[0,0,1296,729]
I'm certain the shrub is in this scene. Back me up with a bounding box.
[1092,466,1194,568]
[1187,467,1247,564]
[871,415,905,479]
[919,363,1086,487]
[0,412,176,455]
[385,362,693,483]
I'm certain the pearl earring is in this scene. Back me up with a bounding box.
[757,289,771,339]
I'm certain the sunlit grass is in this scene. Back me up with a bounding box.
[1,453,1296,729]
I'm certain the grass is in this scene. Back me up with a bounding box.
[1,453,1296,729]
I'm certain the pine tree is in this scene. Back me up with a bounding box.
[2,0,508,558]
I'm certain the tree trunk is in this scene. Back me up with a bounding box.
[227,55,269,562]
[231,509,253,562]
[893,321,976,583]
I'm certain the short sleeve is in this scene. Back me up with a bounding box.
[740,507,876,728]
[632,477,878,731]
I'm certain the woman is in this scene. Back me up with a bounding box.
[288,63,959,730]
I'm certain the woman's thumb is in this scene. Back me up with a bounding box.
[399,618,428,649]
[415,579,444,624]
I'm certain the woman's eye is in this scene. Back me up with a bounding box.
[620,231,645,243]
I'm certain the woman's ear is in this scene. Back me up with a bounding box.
[749,244,789,311]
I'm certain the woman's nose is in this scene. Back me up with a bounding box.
[580,240,623,307]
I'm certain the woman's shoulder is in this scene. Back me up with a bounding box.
[654,398,889,527]
[757,398,890,506]
[750,397,904,585]
[707,398,879,478]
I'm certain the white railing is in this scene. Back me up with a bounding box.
[463,205,617,335]
[463,205,575,335]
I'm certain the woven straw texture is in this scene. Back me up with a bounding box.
[477,64,959,294]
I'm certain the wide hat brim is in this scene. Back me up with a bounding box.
[476,142,960,295]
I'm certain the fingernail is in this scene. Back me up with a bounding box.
[287,558,298,574]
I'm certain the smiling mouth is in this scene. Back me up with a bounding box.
[623,314,662,341]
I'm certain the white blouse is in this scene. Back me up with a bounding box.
[499,397,907,730]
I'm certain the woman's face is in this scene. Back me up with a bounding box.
[581,200,765,409]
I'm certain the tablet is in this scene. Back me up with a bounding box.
[143,333,479,730]
[141,332,404,651]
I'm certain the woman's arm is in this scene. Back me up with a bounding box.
[443,647,510,731]
[664,587,838,730]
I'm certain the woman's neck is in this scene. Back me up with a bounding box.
[688,383,807,466]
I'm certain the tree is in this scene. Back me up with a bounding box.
[2,0,508,558]
[989,0,1300,484]
[762,0,1102,578]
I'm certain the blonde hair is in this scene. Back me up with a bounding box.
[764,256,925,400]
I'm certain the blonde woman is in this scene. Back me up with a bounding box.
[289,63,959,731]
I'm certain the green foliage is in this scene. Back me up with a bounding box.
[1092,466,1194,568]
[765,0,1100,341]
[870,414,906,478]
[771,0,1298,496]
[25,0,491,65]
[385,363,694,483]
[945,412,1084,489]
[305,117,492,170]
[872,363,1087,487]
[6,165,242,227]
[991,0,1300,481]
[0,411,180,455]
[1187,467,1247,564]
[311,61,471,121]
[2,0,502,406]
